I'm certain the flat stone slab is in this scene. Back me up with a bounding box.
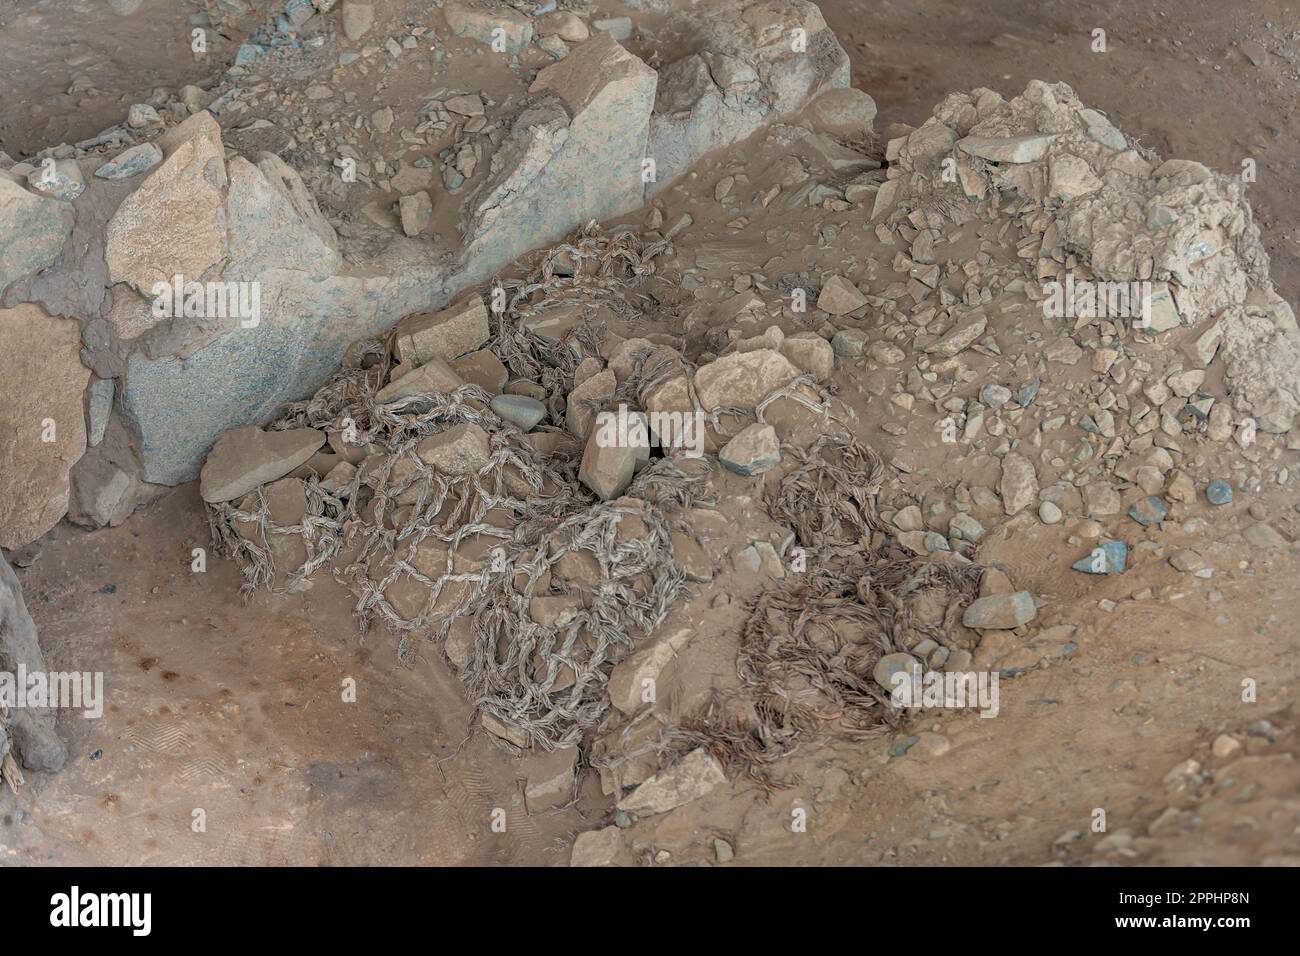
[199,426,325,503]
[617,747,726,815]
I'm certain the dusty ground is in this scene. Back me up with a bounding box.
[2,0,1298,867]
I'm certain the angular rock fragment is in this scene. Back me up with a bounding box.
[817,274,867,315]
[566,370,615,439]
[198,426,325,503]
[0,177,72,294]
[461,34,655,275]
[451,349,508,394]
[998,453,1038,516]
[94,143,163,180]
[719,423,780,475]
[415,424,491,477]
[0,305,91,548]
[0,551,68,771]
[616,747,726,815]
[926,311,987,357]
[608,628,692,715]
[522,746,579,813]
[962,591,1037,629]
[444,0,533,53]
[394,296,491,367]
[957,133,1054,163]
[105,112,228,295]
[376,357,465,404]
[693,349,800,412]
[570,826,629,867]
[578,428,636,500]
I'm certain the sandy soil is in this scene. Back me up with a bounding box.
[2,0,1298,867]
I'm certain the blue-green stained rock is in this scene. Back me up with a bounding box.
[0,178,71,294]
[890,735,919,758]
[122,268,448,484]
[27,159,85,201]
[1206,479,1233,505]
[1129,495,1170,527]
[1073,539,1127,575]
[94,143,163,180]
[491,393,547,431]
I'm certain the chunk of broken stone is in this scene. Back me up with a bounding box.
[693,349,800,412]
[444,0,532,50]
[26,159,84,201]
[1048,153,1103,201]
[415,423,491,477]
[570,826,628,867]
[0,550,68,770]
[0,176,72,294]
[1129,495,1170,527]
[962,591,1037,629]
[578,428,635,500]
[926,311,987,357]
[608,628,692,715]
[1072,539,1127,575]
[719,423,780,476]
[616,747,725,815]
[999,453,1038,515]
[481,711,528,748]
[376,357,466,405]
[0,305,91,548]
[957,133,1053,163]
[780,333,835,379]
[831,328,867,356]
[398,190,432,237]
[522,745,579,813]
[567,369,616,439]
[873,652,919,694]
[105,111,227,295]
[1169,549,1206,573]
[451,349,508,394]
[394,296,490,366]
[1082,481,1121,516]
[199,426,325,503]
[817,275,867,315]
[461,34,653,270]
[341,1,373,40]
[94,143,163,180]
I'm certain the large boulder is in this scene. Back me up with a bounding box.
[0,304,90,549]
[647,0,850,190]
[0,550,68,772]
[104,111,229,296]
[224,152,340,280]
[459,34,657,279]
[122,264,448,484]
[0,177,72,295]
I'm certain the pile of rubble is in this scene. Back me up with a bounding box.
[2,0,1297,862]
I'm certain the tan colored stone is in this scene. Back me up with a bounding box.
[105,111,228,295]
[199,426,325,503]
[393,296,490,367]
[0,305,91,548]
[693,349,800,412]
